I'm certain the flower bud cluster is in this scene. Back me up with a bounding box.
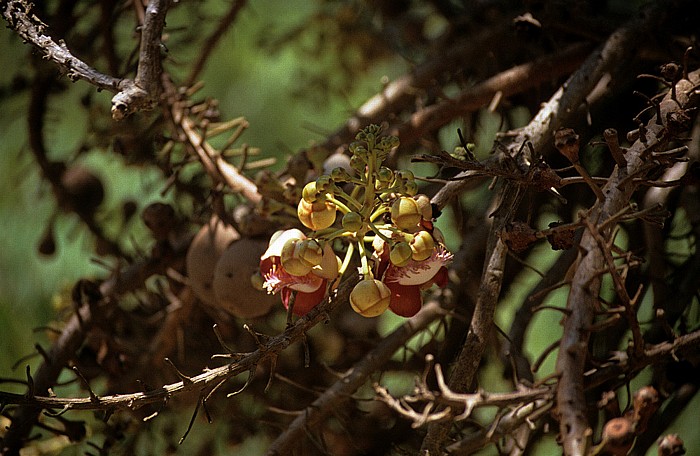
[260,125,453,318]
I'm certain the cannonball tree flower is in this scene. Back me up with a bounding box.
[372,229,453,317]
[260,229,339,316]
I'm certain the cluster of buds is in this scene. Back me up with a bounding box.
[260,125,453,317]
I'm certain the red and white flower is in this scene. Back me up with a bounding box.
[260,229,339,316]
[372,229,452,317]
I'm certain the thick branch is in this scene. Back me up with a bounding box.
[421,182,522,454]
[0,240,188,455]
[0,275,359,415]
[111,0,172,120]
[585,329,700,390]
[1,0,122,92]
[555,69,700,456]
[265,300,445,455]
[392,43,591,149]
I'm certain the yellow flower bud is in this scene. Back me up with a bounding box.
[280,238,322,276]
[403,180,418,196]
[312,242,340,280]
[298,198,337,230]
[350,279,391,317]
[390,242,413,267]
[301,181,321,203]
[414,194,432,220]
[410,230,435,261]
[342,211,363,232]
[391,197,422,230]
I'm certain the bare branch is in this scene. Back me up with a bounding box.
[265,300,446,455]
[1,0,122,92]
[555,68,700,456]
[111,0,172,120]
[0,275,359,414]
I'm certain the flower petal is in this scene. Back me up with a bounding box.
[282,280,328,316]
[312,242,340,280]
[386,282,422,317]
[384,244,452,286]
[261,228,306,260]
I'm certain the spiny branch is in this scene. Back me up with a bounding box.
[0,275,359,414]
[1,0,122,92]
[555,67,700,456]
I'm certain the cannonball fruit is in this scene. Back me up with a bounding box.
[186,216,240,306]
[60,166,104,216]
[213,238,277,318]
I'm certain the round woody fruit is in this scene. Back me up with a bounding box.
[60,166,104,216]
[213,238,277,318]
[186,216,240,306]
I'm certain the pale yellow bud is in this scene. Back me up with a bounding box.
[342,212,363,232]
[391,197,422,230]
[350,279,392,317]
[414,194,433,220]
[390,242,413,267]
[410,230,435,261]
[280,238,321,276]
[298,198,337,230]
[301,181,320,203]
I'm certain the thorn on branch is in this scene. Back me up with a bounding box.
[25,366,35,398]
[72,366,100,404]
[226,368,255,398]
[554,128,606,202]
[603,128,627,168]
[179,394,204,445]
[164,358,193,386]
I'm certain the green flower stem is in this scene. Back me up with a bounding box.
[325,196,353,215]
[368,221,393,244]
[369,205,389,222]
[357,239,372,279]
[329,188,362,212]
[338,241,355,276]
[379,185,403,196]
[361,149,377,219]
[314,227,352,241]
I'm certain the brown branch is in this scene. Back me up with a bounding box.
[111,0,171,120]
[377,360,554,455]
[420,4,691,453]
[0,274,359,423]
[312,23,512,154]
[1,0,123,93]
[164,87,262,204]
[392,42,591,150]
[585,329,700,390]
[420,180,523,454]
[378,360,554,427]
[265,300,446,455]
[27,72,124,258]
[555,68,700,456]
[1,0,172,120]
[0,240,188,454]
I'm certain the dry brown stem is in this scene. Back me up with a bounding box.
[0,275,360,437]
[1,0,122,92]
[554,69,700,456]
[265,300,446,455]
